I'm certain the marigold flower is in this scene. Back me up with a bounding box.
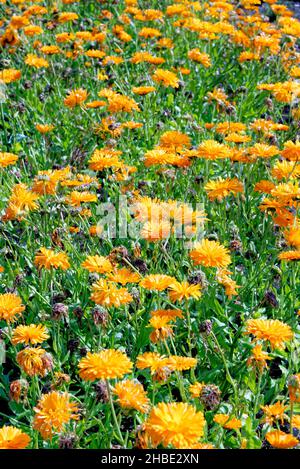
[0,293,25,323]
[245,318,293,350]
[34,248,70,270]
[168,280,202,302]
[140,274,175,291]
[64,88,88,108]
[0,426,30,449]
[12,324,49,345]
[265,430,298,449]
[33,391,79,440]
[205,178,244,201]
[82,255,113,274]
[214,414,242,430]
[113,380,150,413]
[190,239,231,268]
[261,402,287,425]
[144,402,206,449]
[0,152,18,168]
[78,349,133,381]
[152,69,179,88]
[16,347,50,376]
[0,69,21,83]
[91,279,132,307]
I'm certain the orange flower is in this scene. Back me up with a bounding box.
[245,319,293,350]
[34,248,70,270]
[64,88,88,108]
[0,152,18,168]
[81,255,113,274]
[33,391,79,439]
[12,324,49,345]
[266,430,298,449]
[152,69,179,88]
[0,293,25,323]
[90,279,132,307]
[0,426,30,449]
[78,349,133,381]
[190,239,231,268]
[168,280,202,302]
[140,274,175,291]
[145,402,205,449]
[113,380,150,413]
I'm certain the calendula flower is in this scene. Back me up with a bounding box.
[151,309,183,319]
[281,140,300,161]
[204,178,244,201]
[0,69,21,83]
[34,248,70,270]
[140,274,175,291]
[78,349,133,381]
[196,140,232,160]
[12,324,49,345]
[64,88,88,108]
[247,344,271,371]
[245,319,293,350]
[190,239,231,268]
[266,430,298,449]
[0,293,25,323]
[189,382,205,398]
[149,315,174,343]
[25,54,49,68]
[0,152,18,168]
[82,255,113,274]
[0,426,30,449]
[145,402,205,449]
[279,250,300,261]
[132,86,156,95]
[113,380,150,413]
[152,69,179,88]
[2,184,39,222]
[261,402,287,425]
[16,347,51,376]
[188,49,211,67]
[88,148,123,171]
[136,352,170,374]
[214,414,242,430]
[168,280,202,302]
[35,124,54,133]
[106,267,140,284]
[33,391,79,440]
[167,356,197,371]
[90,279,132,307]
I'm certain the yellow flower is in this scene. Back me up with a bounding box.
[0,293,25,323]
[106,267,140,284]
[0,69,21,83]
[16,347,51,376]
[113,380,150,413]
[190,239,231,268]
[245,319,293,350]
[204,178,244,201]
[0,152,18,168]
[152,69,179,88]
[33,391,79,440]
[81,255,113,274]
[12,324,49,345]
[90,279,132,308]
[0,426,30,449]
[168,280,202,302]
[189,382,205,398]
[34,247,70,270]
[140,274,175,291]
[261,402,287,425]
[145,402,206,449]
[64,88,88,108]
[78,349,133,381]
[214,414,242,430]
[266,430,298,449]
